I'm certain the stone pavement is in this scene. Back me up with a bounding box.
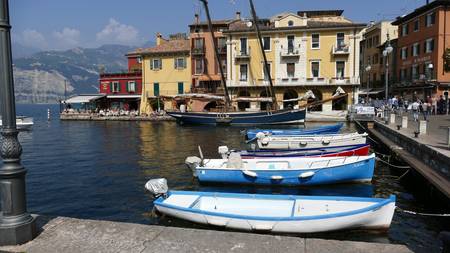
[0,216,412,253]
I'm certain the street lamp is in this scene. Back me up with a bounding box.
[0,0,36,245]
[365,65,372,104]
[383,38,393,103]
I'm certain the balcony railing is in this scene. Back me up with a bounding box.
[280,47,301,57]
[329,77,351,85]
[192,47,205,55]
[235,48,251,59]
[332,44,350,55]
[306,77,328,85]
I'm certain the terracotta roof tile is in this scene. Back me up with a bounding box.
[129,39,190,56]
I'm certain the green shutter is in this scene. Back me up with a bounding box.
[109,82,113,92]
[178,82,183,94]
[126,82,129,92]
[117,82,121,92]
[154,83,159,96]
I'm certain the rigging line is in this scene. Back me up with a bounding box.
[375,157,411,169]
[396,206,450,217]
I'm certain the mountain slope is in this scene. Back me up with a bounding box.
[13,44,135,103]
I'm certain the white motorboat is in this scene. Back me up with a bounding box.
[145,179,396,233]
[0,116,34,130]
[253,132,368,150]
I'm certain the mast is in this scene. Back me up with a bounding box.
[199,0,231,108]
[248,0,278,109]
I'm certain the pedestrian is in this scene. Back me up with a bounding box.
[431,95,437,115]
[422,100,428,121]
[439,95,445,114]
[412,100,420,121]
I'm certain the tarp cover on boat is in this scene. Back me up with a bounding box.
[145,178,168,195]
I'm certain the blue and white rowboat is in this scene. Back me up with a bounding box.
[145,181,395,233]
[246,123,343,140]
[190,154,375,186]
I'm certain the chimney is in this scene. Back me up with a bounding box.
[194,14,199,24]
[235,11,241,20]
[156,32,163,46]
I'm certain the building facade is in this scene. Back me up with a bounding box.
[360,21,398,94]
[392,0,450,100]
[224,10,365,113]
[137,33,192,114]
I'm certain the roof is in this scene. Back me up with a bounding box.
[189,19,235,27]
[129,39,190,56]
[392,0,450,25]
[224,20,365,33]
[297,10,344,18]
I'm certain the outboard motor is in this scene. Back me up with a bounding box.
[185,156,202,177]
[218,146,229,159]
[145,178,168,198]
[256,132,270,146]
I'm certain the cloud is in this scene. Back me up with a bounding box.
[96,18,141,45]
[18,29,48,49]
[53,27,80,49]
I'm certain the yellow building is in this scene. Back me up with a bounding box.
[136,33,191,115]
[224,10,366,113]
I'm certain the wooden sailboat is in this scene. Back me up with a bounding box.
[166,0,306,125]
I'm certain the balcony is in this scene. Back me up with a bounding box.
[305,77,328,85]
[192,47,205,55]
[280,47,301,58]
[332,44,350,55]
[329,77,351,85]
[235,48,251,60]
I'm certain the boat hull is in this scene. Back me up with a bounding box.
[196,155,375,186]
[153,191,396,233]
[167,109,306,125]
[246,123,343,140]
[240,144,370,159]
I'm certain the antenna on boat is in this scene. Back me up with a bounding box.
[248,0,278,110]
[199,0,232,109]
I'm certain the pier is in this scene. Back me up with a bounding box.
[0,215,412,253]
[358,114,450,200]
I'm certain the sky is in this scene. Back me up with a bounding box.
[10,0,429,51]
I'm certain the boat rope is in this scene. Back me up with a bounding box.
[373,150,391,158]
[375,157,411,169]
[396,206,450,217]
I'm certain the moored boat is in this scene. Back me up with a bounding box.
[253,132,368,150]
[0,116,34,130]
[186,153,375,186]
[246,123,344,140]
[145,179,396,233]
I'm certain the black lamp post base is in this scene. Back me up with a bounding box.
[0,216,36,246]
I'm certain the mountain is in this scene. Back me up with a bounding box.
[11,42,41,59]
[13,44,135,104]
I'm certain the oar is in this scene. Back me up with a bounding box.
[198,145,205,166]
[246,137,258,144]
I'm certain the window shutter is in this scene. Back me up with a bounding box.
[431,39,434,51]
[150,59,154,70]
[117,82,121,92]
[159,58,162,69]
[110,82,113,92]
[126,82,129,92]
[183,58,187,68]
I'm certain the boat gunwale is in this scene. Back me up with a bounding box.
[246,123,344,134]
[167,108,305,117]
[240,144,370,155]
[154,191,396,221]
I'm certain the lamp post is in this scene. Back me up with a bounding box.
[382,36,393,103]
[365,65,372,104]
[0,0,36,245]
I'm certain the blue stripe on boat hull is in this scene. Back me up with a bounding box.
[196,158,375,186]
[246,123,343,139]
[167,109,306,125]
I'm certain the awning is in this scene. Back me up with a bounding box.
[358,89,384,95]
[106,95,141,99]
[63,95,105,104]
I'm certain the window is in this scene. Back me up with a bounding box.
[137,57,142,63]
[287,63,295,78]
[426,12,436,27]
[400,69,407,81]
[414,19,419,32]
[153,83,159,96]
[311,34,320,49]
[262,36,271,51]
[412,65,419,79]
[288,20,294,27]
[336,33,345,48]
[195,58,204,74]
[127,81,136,92]
[413,43,420,56]
[402,24,409,36]
[240,38,248,55]
[178,82,184,94]
[374,36,379,46]
[287,35,295,53]
[194,38,204,50]
[336,61,345,79]
[401,47,408,59]
[262,62,271,81]
[174,58,186,69]
[311,61,320,78]
[373,53,379,64]
[218,37,227,53]
[150,58,162,70]
[111,81,120,92]
[426,38,434,53]
[240,64,248,81]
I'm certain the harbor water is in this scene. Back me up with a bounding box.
[3,104,448,252]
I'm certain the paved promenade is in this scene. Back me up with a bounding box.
[0,216,411,253]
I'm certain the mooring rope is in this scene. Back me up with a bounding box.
[396,206,450,217]
[375,157,411,169]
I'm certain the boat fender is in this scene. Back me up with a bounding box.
[242,170,258,177]
[299,171,315,178]
[251,224,274,231]
[271,175,283,180]
[322,140,330,145]
[299,141,307,146]
[206,218,229,227]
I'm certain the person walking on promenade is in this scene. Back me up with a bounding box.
[422,100,429,121]
[412,100,420,121]
[432,95,437,115]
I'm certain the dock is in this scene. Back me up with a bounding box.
[0,215,412,253]
[59,113,175,121]
[357,114,450,200]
